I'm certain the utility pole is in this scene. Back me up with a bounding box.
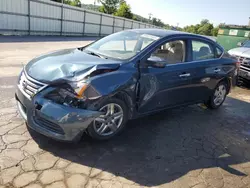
[94,0,96,11]
[148,13,152,24]
[60,0,63,36]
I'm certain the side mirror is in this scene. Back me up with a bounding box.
[146,56,167,68]
[237,42,243,47]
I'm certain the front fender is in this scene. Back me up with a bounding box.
[86,67,139,118]
[91,71,137,95]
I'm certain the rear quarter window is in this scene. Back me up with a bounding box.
[216,47,223,58]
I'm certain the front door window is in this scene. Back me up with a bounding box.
[149,40,186,64]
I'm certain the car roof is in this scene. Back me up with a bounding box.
[130,28,186,37]
[129,29,216,42]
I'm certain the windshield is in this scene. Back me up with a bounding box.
[243,40,250,48]
[85,31,160,60]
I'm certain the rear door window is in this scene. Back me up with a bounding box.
[192,41,215,61]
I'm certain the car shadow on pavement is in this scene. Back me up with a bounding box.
[29,96,250,186]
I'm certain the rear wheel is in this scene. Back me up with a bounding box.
[206,82,227,109]
[87,98,128,140]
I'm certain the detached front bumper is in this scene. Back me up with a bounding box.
[16,86,103,141]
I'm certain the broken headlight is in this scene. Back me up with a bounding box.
[45,87,84,107]
[46,81,100,108]
[67,80,89,99]
[68,81,101,100]
[57,80,89,107]
[45,81,88,107]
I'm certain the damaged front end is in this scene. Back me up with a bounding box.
[28,88,103,141]
[16,63,126,141]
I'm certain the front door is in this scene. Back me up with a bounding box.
[138,39,195,114]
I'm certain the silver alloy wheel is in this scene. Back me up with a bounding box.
[213,85,226,106]
[93,103,124,136]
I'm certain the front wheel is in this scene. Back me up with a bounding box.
[87,98,128,140]
[205,82,227,109]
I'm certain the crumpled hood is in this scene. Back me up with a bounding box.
[25,48,120,82]
[228,47,250,58]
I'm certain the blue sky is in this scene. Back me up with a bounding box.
[81,0,250,27]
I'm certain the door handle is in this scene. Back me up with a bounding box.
[214,68,221,73]
[179,73,191,77]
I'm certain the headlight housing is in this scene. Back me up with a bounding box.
[68,81,101,100]
[67,80,89,99]
[45,80,101,108]
[45,81,89,107]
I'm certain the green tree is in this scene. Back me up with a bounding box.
[198,23,213,36]
[200,19,209,25]
[164,24,171,30]
[115,0,133,19]
[183,25,199,34]
[132,15,138,21]
[183,19,215,36]
[119,0,126,4]
[212,27,219,36]
[152,18,165,27]
[51,0,81,7]
[98,0,119,14]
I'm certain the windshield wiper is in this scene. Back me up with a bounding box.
[85,50,108,59]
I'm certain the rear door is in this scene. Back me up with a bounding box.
[187,39,227,102]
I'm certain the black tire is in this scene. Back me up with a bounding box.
[205,81,228,109]
[87,98,128,140]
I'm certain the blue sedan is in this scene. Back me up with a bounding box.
[15,29,238,141]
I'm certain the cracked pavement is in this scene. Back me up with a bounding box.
[1,36,250,188]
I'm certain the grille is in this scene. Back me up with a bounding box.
[236,56,250,72]
[18,71,47,100]
[34,111,65,135]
